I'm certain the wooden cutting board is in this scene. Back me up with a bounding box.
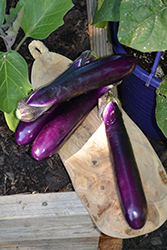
[60,107,167,238]
[29,41,167,238]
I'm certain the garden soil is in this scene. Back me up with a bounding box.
[0,0,90,196]
[0,0,167,249]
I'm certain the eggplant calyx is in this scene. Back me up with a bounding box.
[98,91,122,120]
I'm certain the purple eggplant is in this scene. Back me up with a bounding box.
[16,50,99,122]
[15,103,65,145]
[31,87,110,161]
[68,50,98,69]
[26,54,137,109]
[98,92,147,230]
[15,50,99,144]
[15,95,52,122]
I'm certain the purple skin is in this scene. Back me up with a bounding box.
[67,50,98,69]
[27,55,137,108]
[31,87,110,161]
[15,103,64,145]
[54,50,98,78]
[15,50,99,144]
[100,93,147,230]
[16,50,98,122]
[16,94,51,122]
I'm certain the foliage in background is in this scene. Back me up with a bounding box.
[93,0,167,52]
[0,0,73,131]
[93,0,121,27]
[156,76,167,138]
[93,0,167,139]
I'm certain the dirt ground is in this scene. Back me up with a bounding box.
[0,0,167,249]
[0,0,90,196]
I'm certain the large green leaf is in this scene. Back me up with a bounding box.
[0,50,32,114]
[21,0,74,39]
[92,0,121,26]
[156,76,167,138]
[118,0,167,52]
[0,0,6,25]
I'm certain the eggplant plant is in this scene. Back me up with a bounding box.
[93,0,167,140]
[0,0,73,131]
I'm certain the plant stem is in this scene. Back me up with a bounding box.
[15,34,28,52]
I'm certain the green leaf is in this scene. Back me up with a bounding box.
[4,110,19,132]
[0,0,6,25]
[2,6,25,51]
[2,0,27,30]
[21,0,74,39]
[156,76,167,138]
[93,21,108,29]
[92,0,121,26]
[118,0,167,52]
[0,50,32,114]
[7,6,24,39]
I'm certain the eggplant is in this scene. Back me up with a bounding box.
[16,50,99,122]
[26,54,137,109]
[98,92,147,230]
[15,103,65,145]
[15,95,52,122]
[68,50,98,69]
[15,50,99,144]
[31,87,110,161]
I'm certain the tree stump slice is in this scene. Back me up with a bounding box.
[62,109,167,238]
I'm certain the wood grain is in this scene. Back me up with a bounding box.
[86,0,113,58]
[98,234,123,250]
[63,110,167,238]
[0,192,100,250]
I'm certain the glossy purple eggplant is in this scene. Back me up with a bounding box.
[31,87,110,161]
[15,94,51,122]
[15,50,99,144]
[16,50,99,122]
[68,50,98,69]
[26,54,137,108]
[99,92,148,230]
[15,103,65,145]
